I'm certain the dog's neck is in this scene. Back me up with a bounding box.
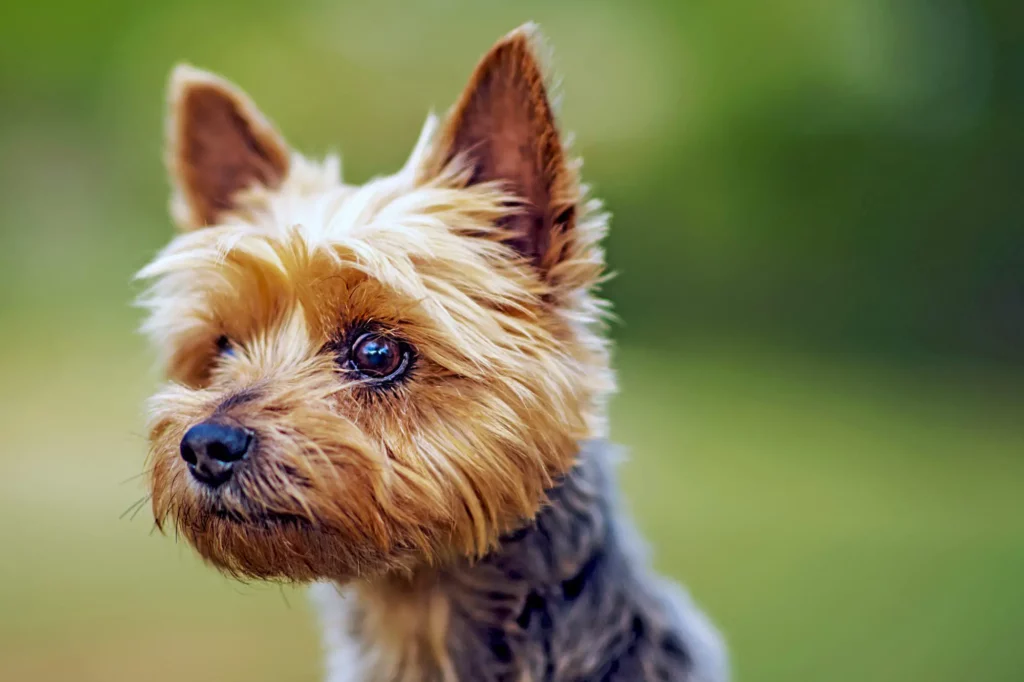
[315,441,704,682]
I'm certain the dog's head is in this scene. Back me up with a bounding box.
[139,24,614,583]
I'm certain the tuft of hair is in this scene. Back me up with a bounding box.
[138,23,616,583]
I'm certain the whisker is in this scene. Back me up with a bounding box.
[130,496,152,521]
[120,467,155,485]
[119,495,151,520]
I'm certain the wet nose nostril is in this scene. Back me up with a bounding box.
[180,443,198,466]
[207,441,231,463]
[211,428,251,463]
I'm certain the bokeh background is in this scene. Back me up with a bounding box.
[1,1,1022,680]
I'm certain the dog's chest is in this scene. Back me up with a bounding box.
[311,559,703,682]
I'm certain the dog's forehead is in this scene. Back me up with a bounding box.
[139,174,543,369]
[227,114,441,240]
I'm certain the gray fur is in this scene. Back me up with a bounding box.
[315,440,727,682]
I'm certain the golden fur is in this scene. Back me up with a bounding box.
[139,24,615,584]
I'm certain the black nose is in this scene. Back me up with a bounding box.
[180,421,253,487]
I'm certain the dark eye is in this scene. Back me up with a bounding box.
[215,335,235,356]
[348,333,409,381]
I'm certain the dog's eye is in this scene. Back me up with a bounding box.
[215,335,235,356]
[349,333,408,380]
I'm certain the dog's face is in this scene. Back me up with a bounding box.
[139,25,613,583]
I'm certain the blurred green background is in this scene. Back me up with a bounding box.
[1,1,1022,680]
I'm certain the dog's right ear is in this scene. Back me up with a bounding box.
[166,65,291,230]
[422,24,581,276]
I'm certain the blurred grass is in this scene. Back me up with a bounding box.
[1,324,1021,682]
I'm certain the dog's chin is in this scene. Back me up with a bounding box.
[171,503,379,584]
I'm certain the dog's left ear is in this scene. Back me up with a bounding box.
[426,24,578,272]
[166,65,291,230]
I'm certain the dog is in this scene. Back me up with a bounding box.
[137,23,727,682]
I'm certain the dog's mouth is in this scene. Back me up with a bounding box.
[207,503,319,530]
[183,456,321,530]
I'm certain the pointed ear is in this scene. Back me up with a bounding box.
[426,24,578,270]
[166,65,291,230]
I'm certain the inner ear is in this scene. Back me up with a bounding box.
[167,65,291,230]
[427,24,578,270]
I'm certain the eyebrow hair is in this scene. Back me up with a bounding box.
[215,387,263,413]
